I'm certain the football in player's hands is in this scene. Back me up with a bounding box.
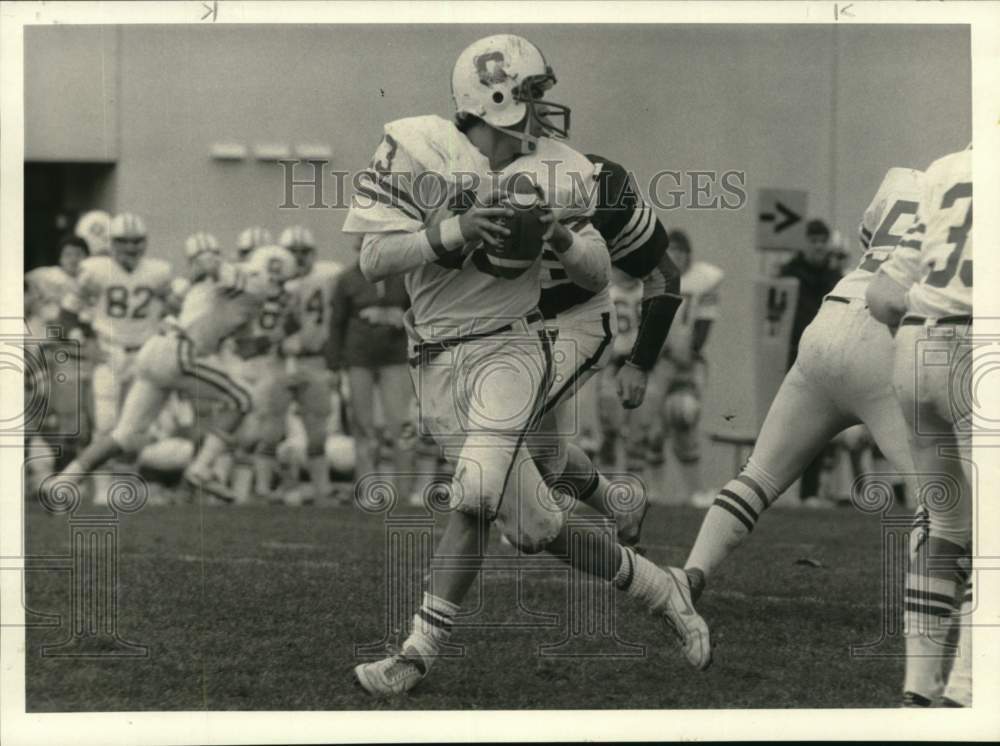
[481,175,548,279]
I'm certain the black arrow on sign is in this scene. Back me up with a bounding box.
[758,201,802,233]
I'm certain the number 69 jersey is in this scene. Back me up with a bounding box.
[71,254,173,348]
[832,167,924,301]
[881,148,973,317]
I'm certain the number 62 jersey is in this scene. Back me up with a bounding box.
[880,148,973,317]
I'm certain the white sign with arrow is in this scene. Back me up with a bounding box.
[755,188,808,252]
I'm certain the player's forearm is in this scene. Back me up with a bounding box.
[358,218,464,282]
[552,224,610,293]
[866,272,909,328]
[628,259,683,370]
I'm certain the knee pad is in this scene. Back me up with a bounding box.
[495,502,566,555]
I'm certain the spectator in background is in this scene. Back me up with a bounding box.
[779,218,845,504]
[779,219,842,370]
[326,240,416,505]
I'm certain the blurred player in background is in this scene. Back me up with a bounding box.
[326,237,415,504]
[60,213,173,504]
[45,243,298,503]
[349,34,708,696]
[277,225,343,504]
[648,229,723,506]
[684,166,925,623]
[867,147,972,708]
[74,210,111,256]
[26,236,89,328]
[230,243,300,503]
[236,226,273,262]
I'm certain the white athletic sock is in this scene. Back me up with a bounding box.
[685,469,775,580]
[614,546,668,610]
[942,581,973,706]
[402,592,460,665]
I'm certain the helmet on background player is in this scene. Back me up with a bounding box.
[184,231,222,278]
[279,225,317,274]
[109,212,148,270]
[247,244,297,296]
[452,34,570,153]
[236,226,273,262]
[75,210,111,255]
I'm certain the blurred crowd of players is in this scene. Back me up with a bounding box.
[23,207,886,510]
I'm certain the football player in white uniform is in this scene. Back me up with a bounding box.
[45,246,298,504]
[276,225,343,503]
[60,213,173,503]
[651,231,723,505]
[684,167,925,613]
[348,34,709,697]
[229,244,300,502]
[867,148,972,708]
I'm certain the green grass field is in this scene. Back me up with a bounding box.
[24,500,906,711]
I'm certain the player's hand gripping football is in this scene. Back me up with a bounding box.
[617,361,649,409]
[457,191,514,249]
[532,185,574,253]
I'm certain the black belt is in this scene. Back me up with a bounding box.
[409,311,543,367]
[900,314,972,327]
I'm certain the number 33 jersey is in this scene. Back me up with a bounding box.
[832,166,924,302]
[880,148,972,317]
[73,255,173,348]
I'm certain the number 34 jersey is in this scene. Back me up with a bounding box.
[73,255,173,348]
[285,260,344,354]
[881,148,972,317]
[832,166,924,302]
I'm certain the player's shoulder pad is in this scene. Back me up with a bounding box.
[585,154,634,210]
[861,166,925,242]
[516,139,598,220]
[684,261,724,295]
[383,115,466,174]
[924,147,971,188]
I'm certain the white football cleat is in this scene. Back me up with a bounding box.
[353,649,428,696]
[656,567,712,671]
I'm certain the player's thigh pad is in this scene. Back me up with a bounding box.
[544,308,614,413]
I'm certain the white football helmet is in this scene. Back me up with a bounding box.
[184,231,221,260]
[75,210,112,255]
[279,225,317,274]
[452,34,570,152]
[109,212,148,270]
[236,226,273,261]
[247,244,297,295]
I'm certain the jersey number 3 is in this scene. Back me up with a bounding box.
[925,182,972,290]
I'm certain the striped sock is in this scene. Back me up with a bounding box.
[903,536,966,701]
[403,592,460,663]
[685,470,774,580]
[614,545,667,610]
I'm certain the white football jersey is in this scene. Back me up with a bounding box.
[26,265,78,325]
[833,167,924,300]
[70,255,172,348]
[610,278,643,358]
[343,115,597,341]
[286,260,343,354]
[664,261,723,359]
[881,149,972,317]
[176,262,272,356]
